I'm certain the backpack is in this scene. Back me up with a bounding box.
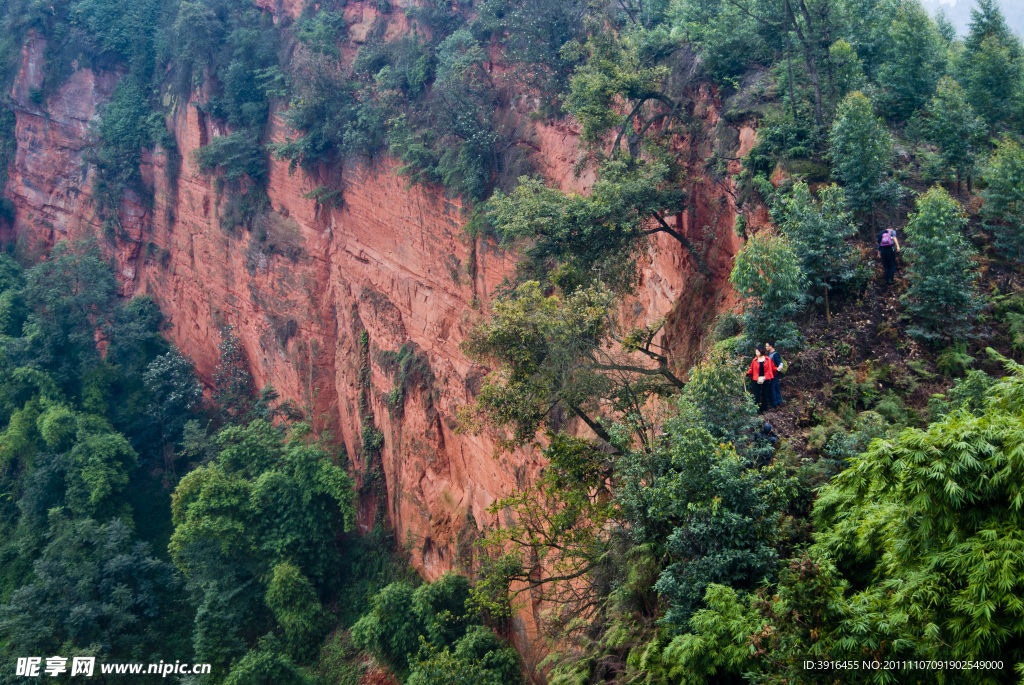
[880,230,895,248]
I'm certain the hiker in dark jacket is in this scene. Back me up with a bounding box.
[745,346,777,412]
[765,342,784,407]
[752,421,779,467]
[760,422,779,448]
[877,228,901,286]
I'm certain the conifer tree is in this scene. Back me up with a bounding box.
[729,231,805,347]
[776,182,860,321]
[981,136,1024,264]
[901,186,981,342]
[957,0,1023,127]
[875,1,948,121]
[828,92,899,220]
[923,77,985,191]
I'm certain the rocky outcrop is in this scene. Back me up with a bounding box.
[1,13,760,671]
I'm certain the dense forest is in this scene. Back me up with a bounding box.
[1,0,1024,682]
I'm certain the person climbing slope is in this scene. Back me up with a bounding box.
[877,227,901,286]
[745,345,778,413]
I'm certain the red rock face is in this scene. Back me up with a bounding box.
[1,24,758,672]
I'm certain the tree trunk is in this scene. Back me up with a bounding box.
[824,285,831,324]
[786,0,824,127]
[785,27,799,120]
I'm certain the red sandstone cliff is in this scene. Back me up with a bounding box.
[1,8,762,670]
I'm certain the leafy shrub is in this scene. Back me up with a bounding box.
[352,574,515,680]
[273,52,388,172]
[351,581,423,674]
[936,342,975,377]
[407,626,520,685]
[90,78,157,220]
[928,368,997,419]
[195,132,267,182]
[668,0,767,81]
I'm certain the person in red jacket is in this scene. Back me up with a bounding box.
[746,345,778,412]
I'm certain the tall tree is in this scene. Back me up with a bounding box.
[462,281,683,452]
[923,76,986,191]
[875,0,948,121]
[901,186,981,342]
[17,240,117,394]
[170,421,355,669]
[828,92,898,220]
[957,0,1024,127]
[487,159,698,294]
[213,329,256,423]
[981,136,1024,264]
[776,182,860,321]
[646,405,786,629]
[471,434,618,629]
[729,230,806,347]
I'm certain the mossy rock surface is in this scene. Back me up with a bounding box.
[782,159,831,182]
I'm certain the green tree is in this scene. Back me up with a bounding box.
[922,76,986,190]
[265,561,326,661]
[562,29,679,157]
[643,405,790,628]
[223,635,315,685]
[957,0,1023,127]
[90,77,155,227]
[142,350,204,459]
[475,0,586,114]
[351,573,492,678]
[959,35,1023,129]
[272,52,385,172]
[170,421,355,668]
[16,240,116,394]
[412,573,474,649]
[351,581,423,674]
[828,92,899,218]
[173,0,224,90]
[901,186,981,342]
[488,159,705,291]
[213,329,256,423]
[390,29,502,201]
[875,0,948,121]
[775,182,860,321]
[981,136,1024,264]
[171,421,355,583]
[407,626,521,685]
[64,424,139,518]
[668,0,767,82]
[728,230,805,348]
[462,281,681,451]
[472,434,617,628]
[674,341,758,448]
